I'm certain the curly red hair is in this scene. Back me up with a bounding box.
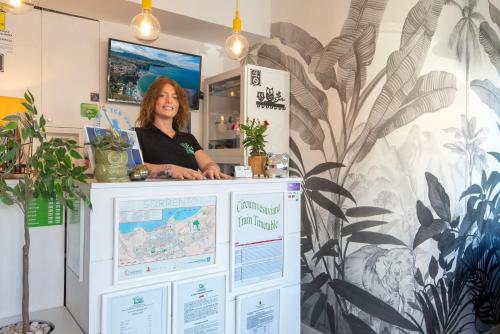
[136,76,190,130]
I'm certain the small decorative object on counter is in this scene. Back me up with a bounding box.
[239,118,268,176]
[265,153,289,178]
[234,165,253,178]
[129,164,149,181]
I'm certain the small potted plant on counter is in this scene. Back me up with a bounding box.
[0,90,90,334]
[238,118,269,176]
[87,127,130,182]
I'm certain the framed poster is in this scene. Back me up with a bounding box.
[66,198,84,281]
[236,289,280,334]
[173,274,226,334]
[114,195,217,283]
[101,283,170,334]
[231,192,285,290]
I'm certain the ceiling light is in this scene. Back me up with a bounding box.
[0,0,40,15]
[225,0,249,60]
[130,0,160,43]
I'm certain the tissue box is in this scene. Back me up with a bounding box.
[234,165,253,178]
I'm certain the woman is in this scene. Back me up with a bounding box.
[135,76,230,180]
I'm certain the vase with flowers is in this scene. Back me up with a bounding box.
[238,118,269,176]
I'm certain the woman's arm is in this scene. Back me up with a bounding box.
[194,150,231,179]
[144,162,205,180]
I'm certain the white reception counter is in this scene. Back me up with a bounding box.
[62,177,302,334]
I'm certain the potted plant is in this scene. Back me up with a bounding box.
[238,118,269,176]
[0,91,90,334]
[87,127,130,182]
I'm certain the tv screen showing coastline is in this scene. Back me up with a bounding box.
[107,39,202,109]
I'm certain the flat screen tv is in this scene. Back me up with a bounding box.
[107,38,202,110]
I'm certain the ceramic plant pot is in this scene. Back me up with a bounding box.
[248,155,266,177]
[94,149,128,182]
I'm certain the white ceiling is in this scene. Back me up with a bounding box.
[39,0,266,46]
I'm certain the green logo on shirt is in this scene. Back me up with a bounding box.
[180,143,194,155]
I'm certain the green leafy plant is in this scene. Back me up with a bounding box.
[88,130,130,151]
[238,118,269,156]
[0,91,90,334]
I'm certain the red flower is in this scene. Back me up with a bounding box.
[263,120,270,127]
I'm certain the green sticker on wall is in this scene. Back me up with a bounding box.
[27,196,63,228]
[80,103,99,120]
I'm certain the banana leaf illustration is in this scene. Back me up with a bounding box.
[479,22,500,76]
[308,0,388,92]
[347,0,449,164]
[489,0,500,31]
[270,22,323,64]
[471,79,500,118]
[290,97,325,151]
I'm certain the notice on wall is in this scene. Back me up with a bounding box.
[0,29,14,53]
[66,199,84,280]
[115,196,217,282]
[27,196,63,228]
[232,192,284,289]
[173,275,225,334]
[102,284,169,334]
[238,289,280,334]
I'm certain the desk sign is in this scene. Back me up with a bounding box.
[101,284,170,334]
[237,289,280,334]
[231,192,284,289]
[173,275,226,334]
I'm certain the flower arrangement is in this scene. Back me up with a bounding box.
[237,118,269,156]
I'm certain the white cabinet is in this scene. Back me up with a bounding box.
[0,9,99,141]
[203,65,290,165]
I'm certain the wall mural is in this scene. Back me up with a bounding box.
[244,0,499,333]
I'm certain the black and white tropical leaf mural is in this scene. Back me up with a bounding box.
[243,0,500,332]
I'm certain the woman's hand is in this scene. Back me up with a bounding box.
[145,163,205,180]
[202,164,232,180]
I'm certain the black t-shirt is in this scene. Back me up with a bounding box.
[135,125,202,171]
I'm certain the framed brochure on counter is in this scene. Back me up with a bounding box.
[231,192,285,290]
[101,283,170,334]
[173,274,226,334]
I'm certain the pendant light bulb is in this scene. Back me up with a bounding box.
[225,0,249,60]
[130,0,160,43]
[0,0,40,15]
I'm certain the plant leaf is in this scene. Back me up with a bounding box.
[307,190,348,221]
[471,79,500,118]
[304,162,345,179]
[290,97,325,151]
[416,200,434,227]
[310,293,327,327]
[341,220,387,236]
[304,177,356,203]
[429,256,438,280]
[377,71,456,138]
[348,231,406,246]
[312,239,340,265]
[258,44,328,121]
[345,313,377,334]
[340,0,389,37]
[460,184,483,200]
[413,219,447,249]
[401,0,444,47]
[479,22,500,76]
[329,279,419,330]
[302,273,329,303]
[425,172,451,222]
[345,206,391,217]
[270,22,323,64]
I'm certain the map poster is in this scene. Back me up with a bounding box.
[173,275,226,334]
[102,284,169,334]
[115,196,217,283]
[232,192,284,289]
[237,289,280,334]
